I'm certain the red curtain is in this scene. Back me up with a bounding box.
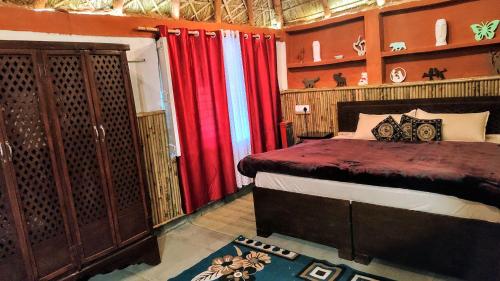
[240,33,282,154]
[159,26,236,214]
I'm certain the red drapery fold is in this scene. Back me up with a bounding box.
[240,33,282,154]
[159,26,237,214]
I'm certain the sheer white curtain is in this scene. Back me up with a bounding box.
[221,30,252,188]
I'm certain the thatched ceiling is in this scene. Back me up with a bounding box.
[1,0,408,27]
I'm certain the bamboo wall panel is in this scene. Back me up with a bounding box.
[138,111,184,228]
[281,76,500,140]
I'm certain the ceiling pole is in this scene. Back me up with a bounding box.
[171,0,180,19]
[273,0,283,27]
[33,0,48,9]
[321,0,331,18]
[215,0,222,23]
[112,0,125,13]
[246,0,254,25]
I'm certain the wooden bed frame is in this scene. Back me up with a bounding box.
[254,96,500,281]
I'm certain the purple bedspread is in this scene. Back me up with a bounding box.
[238,139,500,208]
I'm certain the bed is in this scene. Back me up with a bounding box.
[238,97,500,281]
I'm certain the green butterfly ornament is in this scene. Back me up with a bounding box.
[470,20,500,41]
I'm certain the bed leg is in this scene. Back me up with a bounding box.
[256,228,272,238]
[354,253,372,265]
[338,248,354,261]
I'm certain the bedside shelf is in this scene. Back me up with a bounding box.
[381,39,500,58]
[288,56,366,69]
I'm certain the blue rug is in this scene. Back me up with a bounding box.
[169,236,394,281]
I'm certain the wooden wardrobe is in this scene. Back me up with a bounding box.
[0,41,160,281]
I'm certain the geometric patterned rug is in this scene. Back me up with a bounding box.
[169,236,395,281]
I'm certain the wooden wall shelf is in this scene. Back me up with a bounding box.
[381,39,500,58]
[288,56,366,69]
[284,0,500,88]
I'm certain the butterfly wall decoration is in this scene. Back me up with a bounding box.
[470,20,500,41]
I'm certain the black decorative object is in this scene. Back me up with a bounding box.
[422,68,447,80]
[371,116,403,142]
[491,51,500,74]
[333,73,347,86]
[411,118,443,142]
[399,114,417,141]
[302,77,319,88]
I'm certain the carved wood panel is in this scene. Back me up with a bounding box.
[88,53,147,243]
[0,163,28,281]
[46,52,116,260]
[0,52,73,278]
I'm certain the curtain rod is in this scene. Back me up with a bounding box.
[136,26,274,39]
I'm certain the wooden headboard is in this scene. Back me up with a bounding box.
[337,97,500,134]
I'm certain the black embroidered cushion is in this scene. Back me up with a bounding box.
[400,114,417,141]
[371,116,403,141]
[411,118,443,142]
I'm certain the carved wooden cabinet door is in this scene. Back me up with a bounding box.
[0,112,32,281]
[0,50,76,280]
[85,51,149,245]
[41,50,118,264]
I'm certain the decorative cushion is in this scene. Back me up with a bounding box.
[399,114,418,141]
[371,116,403,141]
[353,110,416,140]
[416,110,489,142]
[411,118,443,142]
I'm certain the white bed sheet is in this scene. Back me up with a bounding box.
[255,172,500,223]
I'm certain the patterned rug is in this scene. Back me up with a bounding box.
[169,236,394,281]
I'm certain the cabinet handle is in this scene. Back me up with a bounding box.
[100,125,106,142]
[93,126,99,142]
[5,141,12,161]
[0,143,5,163]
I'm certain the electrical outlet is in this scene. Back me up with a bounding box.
[295,105,310,114]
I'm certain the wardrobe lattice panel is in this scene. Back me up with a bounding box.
[90,54,141,212]
[0,54,65,245]
[48,54,109,227]
[0,179,17,262]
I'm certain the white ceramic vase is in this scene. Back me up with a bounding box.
[435,19,447,46]
[376,0,385,6]
[312,41,321,62]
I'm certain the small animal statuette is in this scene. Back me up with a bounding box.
[422,68,447,80]
[470,20,499,41]
[352,36,366,56]
[389,42,407,51]
[491,51,500,74]
[333,73,347,87]
[302,77,320,88]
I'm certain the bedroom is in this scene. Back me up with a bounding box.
[0,0,498,280]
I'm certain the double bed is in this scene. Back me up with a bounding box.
[238,97,500,281]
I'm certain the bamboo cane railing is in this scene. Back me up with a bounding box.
[137,110,184,228]
[281,76,500,140]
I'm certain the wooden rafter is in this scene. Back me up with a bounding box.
[321,0,331,18]
[215,0,222,22]
[245,0,254,25]
[112,0,124,12]
[272,0,283,27]
[171,0,180,18]
[33,0,48,9]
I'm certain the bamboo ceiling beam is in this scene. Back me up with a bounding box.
[246,0,254,25]
[214,0,222,23]
[273,0,283,27]
[33,0,48,9]
[171,0,180,19]
[321,0,331,18]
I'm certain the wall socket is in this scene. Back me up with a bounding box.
[295,105,310,114]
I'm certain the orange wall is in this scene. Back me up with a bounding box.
[0,6,281,38]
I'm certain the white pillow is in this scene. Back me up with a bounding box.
[353,110,417,140]
[416,109,490,142]
[486,134,500,144]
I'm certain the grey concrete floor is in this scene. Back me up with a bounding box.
[89,194,462,281]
